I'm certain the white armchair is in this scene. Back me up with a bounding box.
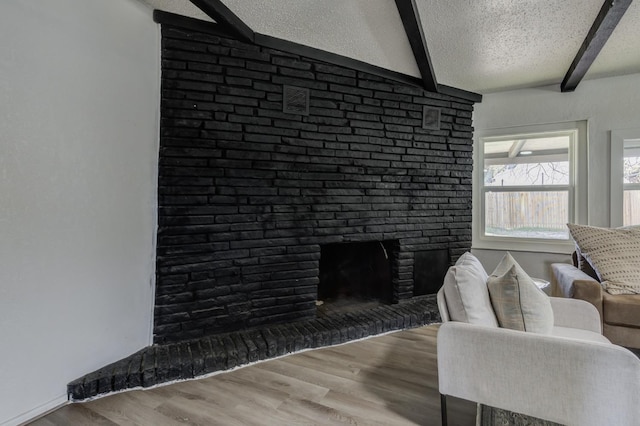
[437,289,640,426]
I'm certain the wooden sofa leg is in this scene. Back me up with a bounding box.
[441,394,447,426]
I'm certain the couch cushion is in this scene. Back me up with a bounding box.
[487,253,554,334]
[567,223,640,295]
[603,292,640,328]
[442,252,498,327]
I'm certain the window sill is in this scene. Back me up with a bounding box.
[472,237,575,255]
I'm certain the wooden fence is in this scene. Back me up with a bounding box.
[486,191,640,232]
[624,190,640,226]
[485,191,568,232]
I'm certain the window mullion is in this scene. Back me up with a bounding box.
[484,185,570,193]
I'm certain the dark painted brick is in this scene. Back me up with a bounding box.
[141,348,157,388]
[272,75,327,90]
[152,25,475,342]
[273,57,311,70]
[329,84,373,97]
[313,63,356,77]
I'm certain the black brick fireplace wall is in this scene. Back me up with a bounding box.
[155,25,475,344]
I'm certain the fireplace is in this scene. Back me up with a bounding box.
[153,24,475,344]
[66,19,478,401]
[318,241,395,314]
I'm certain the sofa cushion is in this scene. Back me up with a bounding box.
[603,292,640,328]
[567,223,640,295]
[442,252,498,327]
[487,253,554,334]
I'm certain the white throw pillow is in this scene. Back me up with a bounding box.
[567,223,640,295]
[487,253,554,334]
[442,252,498,327]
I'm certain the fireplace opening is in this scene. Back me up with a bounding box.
[413,249,450,295]
[317,240,395,315]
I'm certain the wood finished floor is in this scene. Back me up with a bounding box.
[29,325,476,426]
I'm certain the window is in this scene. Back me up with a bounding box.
[623,141,640,226]
[474,122,587,252]
[611,129,640,227]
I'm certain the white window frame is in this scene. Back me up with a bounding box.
[473,121,588,253]
[610,128,640,227]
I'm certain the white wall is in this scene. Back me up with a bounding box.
[472,73,640,279]
[0,1,159,424]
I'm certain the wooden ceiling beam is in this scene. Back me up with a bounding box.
[189,0,254,43]
[394,0,439,93]
[561,0,632,92]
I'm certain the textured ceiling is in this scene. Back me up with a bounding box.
[140,0,640,94]
[417,0,640,92]
[417,0,602,92]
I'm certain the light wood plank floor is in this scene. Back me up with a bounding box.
[29,325,476,425]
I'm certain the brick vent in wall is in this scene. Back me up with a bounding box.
[155,25,475,344]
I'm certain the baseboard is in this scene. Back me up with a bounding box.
[1,394,67,426]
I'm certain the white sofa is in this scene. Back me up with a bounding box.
[436,257,640,426]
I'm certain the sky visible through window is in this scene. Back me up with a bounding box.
[485,162,569,186]
[624,156,640,184]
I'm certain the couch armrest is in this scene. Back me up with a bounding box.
[549,296,602,333]
[551,263,603,321]
[437,322,640,426]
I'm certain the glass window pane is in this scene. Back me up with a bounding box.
[484,162,569,186]
[484,191,569,239]
[623,190,640,226]
[623,156,640,184]
[484,135,570,187]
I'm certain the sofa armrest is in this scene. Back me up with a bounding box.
[437,322,640,426]
[551,263,603,321]
[549,296,602,333]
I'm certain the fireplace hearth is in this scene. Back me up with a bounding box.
[68,294,440,401]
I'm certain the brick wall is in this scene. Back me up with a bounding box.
[155,25,475,343]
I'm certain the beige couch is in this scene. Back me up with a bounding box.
[551,253,640,349]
